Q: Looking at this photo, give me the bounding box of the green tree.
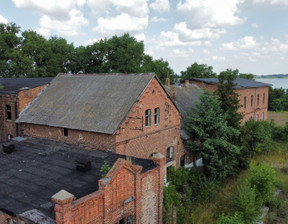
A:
[180,62,216,80]
[140,55,174,84]
[184,91,240,180]
[239,73,255,80]
[215,69,243,130]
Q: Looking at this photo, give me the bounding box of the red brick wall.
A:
[0,95,18,142]
[187,80,269,123]
[52,157,164,224]
[0,211,25,224]
[21,123,116,150]
[115,77,185,168]
[18,84,48,113]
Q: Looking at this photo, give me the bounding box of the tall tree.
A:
[180,62,216,80]
[185,91,240,180]
[215,69,243,130]
[140,55,174,84]
[239,73,255,80]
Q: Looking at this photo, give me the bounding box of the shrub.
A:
[248,163,278,203]
[167,166,188,192]
[216,212,244,224]
[163,184,182,224]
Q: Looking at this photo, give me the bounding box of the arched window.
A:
[166,146,174,162]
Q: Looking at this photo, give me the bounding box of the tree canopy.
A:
[180,62,216,80]
[185,90,240,180]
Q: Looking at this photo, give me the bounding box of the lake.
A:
[256,79,288,90]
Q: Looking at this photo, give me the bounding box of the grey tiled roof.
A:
[17,73,156,134]
[190,77,271,89]
[0,137,158,219]
[0,78,53,95]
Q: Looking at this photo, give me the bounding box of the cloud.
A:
[203,49,210,55]
[0,14,8,24]
[86,0,110,16]
[251,23,259,28]
[159,31,203,46]
[169,49,190,58]
[35,27,50,37]
[109,0,149,18]
[222,36,258,50]
[150,16,166,22]
[177,0,245,29]
[39,9,89,36]
[212,56,226,61]
[93,13,148,36]
[150,0,170,13]
[241,0,288,9]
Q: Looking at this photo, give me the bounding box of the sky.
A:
[0,0,288,76]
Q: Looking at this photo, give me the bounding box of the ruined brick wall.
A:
[18,84,48,113]
[52,158,164,224]
[0,95,18,142]
[188,80,218,92]
[0,211,25,224]
[115,77,185,168]
[21,123,116,151]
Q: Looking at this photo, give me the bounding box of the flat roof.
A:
[0,137,158,221]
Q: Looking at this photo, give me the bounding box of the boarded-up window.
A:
[145,109,151,127]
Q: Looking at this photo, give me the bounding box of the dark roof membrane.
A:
[0,137,158,219]
[0,78,53,95]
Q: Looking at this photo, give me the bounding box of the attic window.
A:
[145,109,151,127]
[6,105,12,120]
[63,128,68,136]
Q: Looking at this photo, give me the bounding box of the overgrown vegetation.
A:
[100,161,111,178]
[269,87,288,111]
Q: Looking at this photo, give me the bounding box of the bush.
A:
[248,163,278,203]
[272,122,288,141]
[216,212,244,224]
[167,166,188,192]
[163,184,182,224]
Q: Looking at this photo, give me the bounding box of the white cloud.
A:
[35,27,50,37]
[94,13,148,36]
[177,0,245,29]
[212,56,226,61]
[169,49,189,58]
[251,23,259,28]
[150,16,166,22]
[87,0,110,16]
[222,36,258,50]
[246,0,288,7]
[39,9,88,36]
[159,31,203,47]
[110,0,149,18]
[150,0,170,13]
[0,14,8,24]
[12,0,77,20]
[203,49,210,55]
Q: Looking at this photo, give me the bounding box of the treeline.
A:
[0,23,174,83]
[269,87,288,111]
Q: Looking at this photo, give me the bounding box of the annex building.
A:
[0,77,52,142]
[186,77,271,123]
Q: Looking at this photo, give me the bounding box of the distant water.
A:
[256,79,288,90]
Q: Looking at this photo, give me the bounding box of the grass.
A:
[268,111,288,126]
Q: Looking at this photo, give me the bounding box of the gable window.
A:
[251,95,253,107]
[166,146,174,162]
[154,107,160,125]
[63,128,68,136]
[6,105,12,120]
[263,93,265,104]
[257,94,260,106]
[145,109,151,127]
[244,96,247,109]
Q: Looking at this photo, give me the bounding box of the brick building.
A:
[186,78,271,123]
[17,73,185,172]
[0,78,53,142]
[0,137,164,224]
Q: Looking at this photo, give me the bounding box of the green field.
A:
[268,111,288,126]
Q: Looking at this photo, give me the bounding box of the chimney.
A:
[170,86,177,100]
[165,71,170,86]
[185,80,189,88]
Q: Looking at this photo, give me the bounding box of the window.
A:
[115,215,135,224]
[154,108,160,125]
[262,112,264,120]
[257,94,260,106]
[251,95,253,107]
[256,114,259,121]
[7,134,13,141]
[145,109,151,127]
[166,146,174,162]
[6,105,12,120]
[63,128,68,136]
[244,96,247,109]
[263,93,265,104]
[180,155,185,167]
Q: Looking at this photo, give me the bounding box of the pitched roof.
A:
[190,77,271,89]
[17,73,157,134]
[0,77,53,95]
[0,137,158,220]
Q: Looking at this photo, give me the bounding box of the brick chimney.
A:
[165,71,170,86]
